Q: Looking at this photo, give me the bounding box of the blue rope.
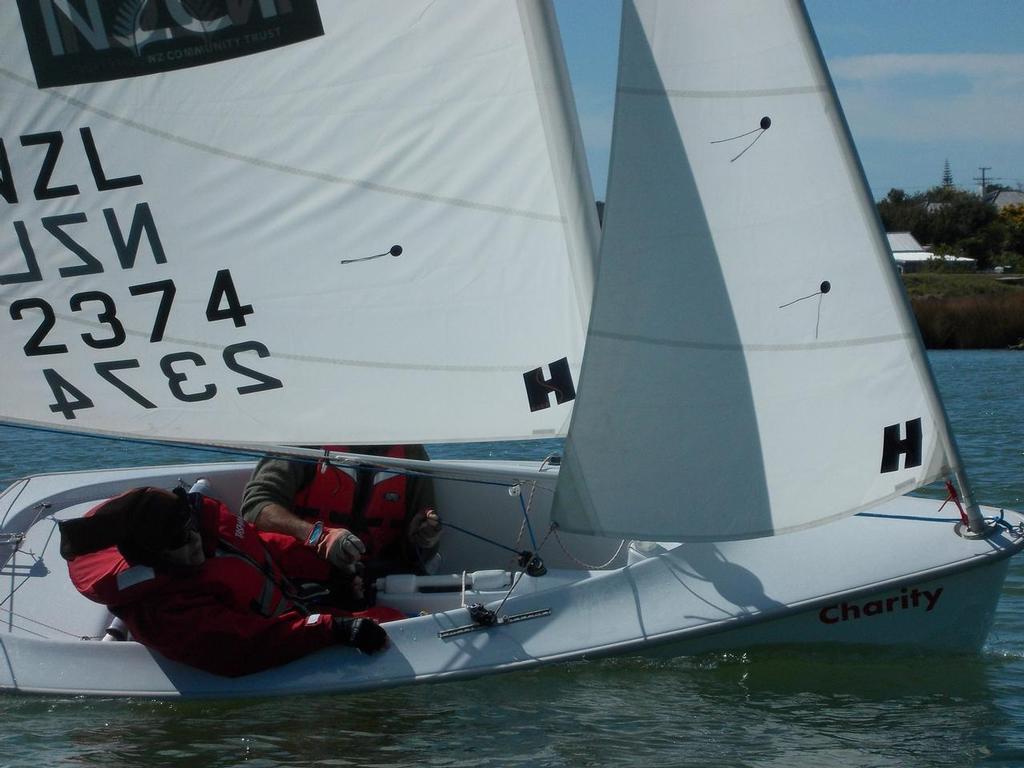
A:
[441,520,525,557]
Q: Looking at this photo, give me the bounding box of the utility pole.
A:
[974,167,991,197]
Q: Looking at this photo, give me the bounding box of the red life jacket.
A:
[294,445,409,558]
[69,495,299,619]
[66,494,404,677]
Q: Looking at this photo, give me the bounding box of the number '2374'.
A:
[8,269,283,418]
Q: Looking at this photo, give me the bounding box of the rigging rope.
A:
[0,605,90,639]
[551,526,627,570]
[0,505,51,610]
[439,519,526,557]
[514,479,625,570]
[491,525,557,619]
[514,485,540,553]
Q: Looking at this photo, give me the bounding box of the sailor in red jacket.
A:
[240,445,442,588]
[59,486,398,677]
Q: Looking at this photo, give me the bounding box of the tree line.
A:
[877,185,1024,271]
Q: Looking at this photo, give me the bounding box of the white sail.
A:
[553,0,962,541]
[0,1,597,445]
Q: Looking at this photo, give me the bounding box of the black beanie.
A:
[58,487,193,566]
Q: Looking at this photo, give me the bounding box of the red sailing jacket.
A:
[295,445,410,558]
[67,495,388,677]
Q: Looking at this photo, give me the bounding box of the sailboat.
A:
[1,0,1021,698]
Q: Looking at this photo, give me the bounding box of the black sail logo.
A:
[16,0,324,89]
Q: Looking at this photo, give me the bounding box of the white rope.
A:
[551,527,627,570]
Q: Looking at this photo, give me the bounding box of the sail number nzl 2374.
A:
[1,127,283,420]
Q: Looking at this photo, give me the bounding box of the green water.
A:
[1,350,1022,767]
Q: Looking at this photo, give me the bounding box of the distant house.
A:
[985,189,1024,211]
[886,232,976,273]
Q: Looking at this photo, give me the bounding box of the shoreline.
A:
[903,274,1024,350]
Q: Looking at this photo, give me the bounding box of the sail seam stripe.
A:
[619,85,824,99]
[590,329,911,352]
[0,67,563,224]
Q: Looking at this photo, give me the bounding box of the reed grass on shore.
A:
[911,292,1024,349]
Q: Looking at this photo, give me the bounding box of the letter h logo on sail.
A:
[880,418,923,473]
[523,357,576,412]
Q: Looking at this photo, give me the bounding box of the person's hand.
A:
[407,508,441,549]
[316,527,365,574]
[325,570,368,610]
[332,617,388,654]
[349,574,365,602]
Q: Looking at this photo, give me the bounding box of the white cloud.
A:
[827,53,1024,142]
[830,53,1024,81]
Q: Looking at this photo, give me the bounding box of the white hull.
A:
[2,460,1021,698]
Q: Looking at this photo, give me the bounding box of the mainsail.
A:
[553,0,968,540]
[0,1,597,445]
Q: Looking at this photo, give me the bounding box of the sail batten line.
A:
[619,84,824,99]
[0,66,564,224]
[590,329,911,352]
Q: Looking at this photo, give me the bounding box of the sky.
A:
[552,0,1024,201]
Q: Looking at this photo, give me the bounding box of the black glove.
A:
[332,617,387,654]
[324,569,370,611]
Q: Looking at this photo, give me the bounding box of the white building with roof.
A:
[986,189,1024,211]
[886,232,976,273]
